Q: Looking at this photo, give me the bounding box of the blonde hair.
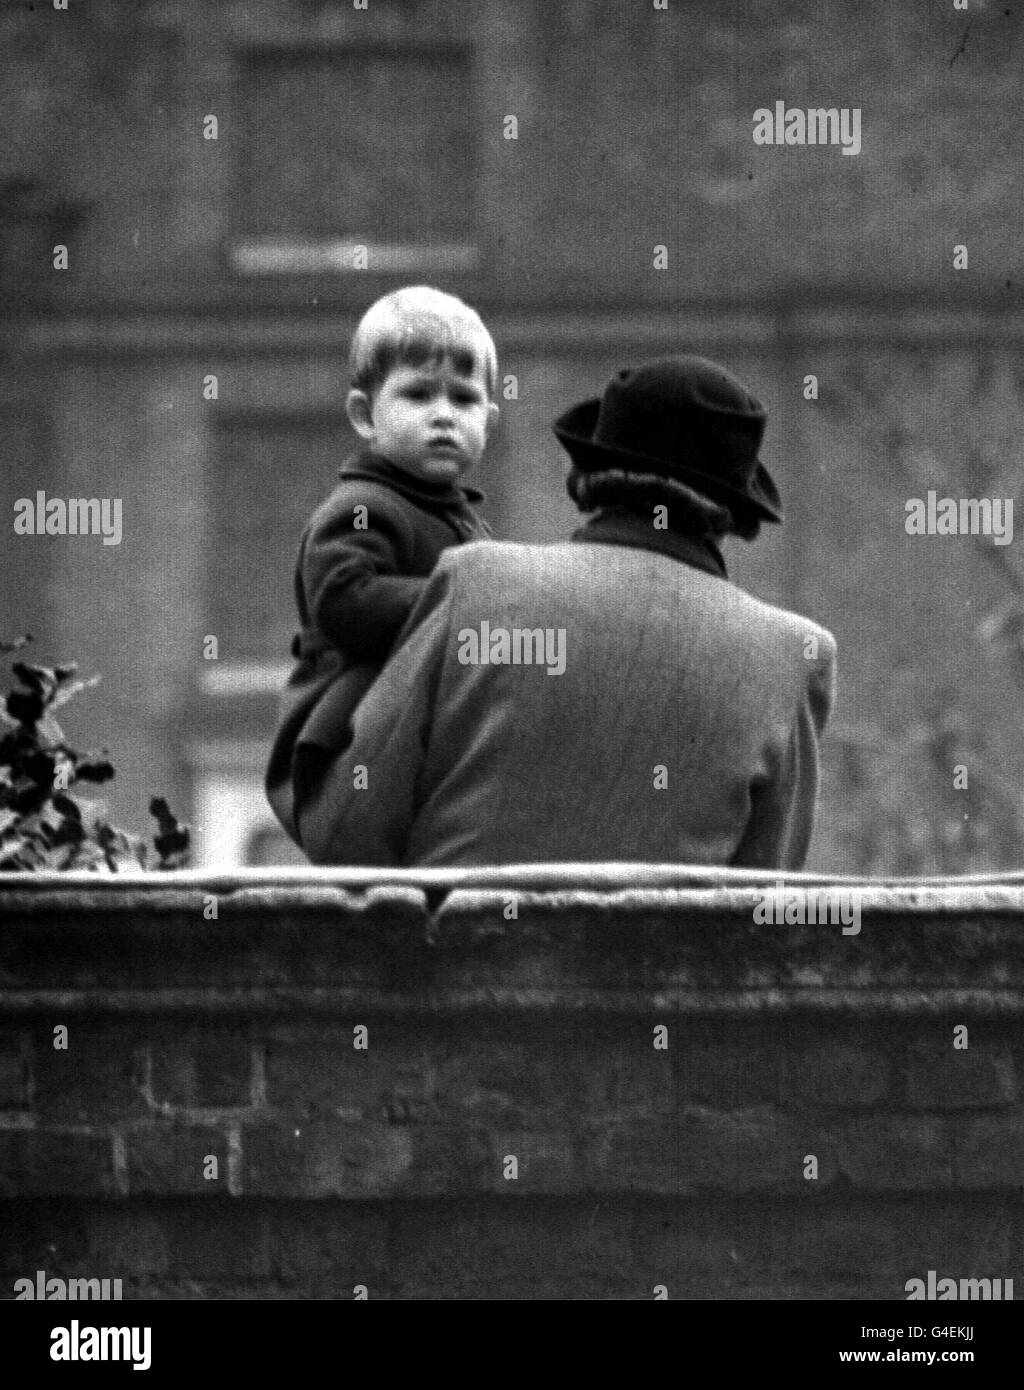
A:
[349,286,498,397]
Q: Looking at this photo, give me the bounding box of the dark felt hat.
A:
[552,355,783,523]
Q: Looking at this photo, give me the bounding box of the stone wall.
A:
[2,867,1023,1300]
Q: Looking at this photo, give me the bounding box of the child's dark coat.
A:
[265,448,491,845]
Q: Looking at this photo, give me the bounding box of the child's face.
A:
[352,358,498,483]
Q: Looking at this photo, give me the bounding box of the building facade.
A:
[2,0,1022,870]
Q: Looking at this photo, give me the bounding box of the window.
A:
[232,45,479,275]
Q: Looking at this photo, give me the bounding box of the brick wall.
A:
[2,867,1023,1300]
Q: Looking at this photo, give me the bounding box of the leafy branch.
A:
[0,634,190,872]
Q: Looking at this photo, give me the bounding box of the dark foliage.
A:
[0,634,190,872]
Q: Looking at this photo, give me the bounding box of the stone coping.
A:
[2,867,1024,1017]
[3,862,1024,896]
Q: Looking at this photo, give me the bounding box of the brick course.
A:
[2,872,1024,1297]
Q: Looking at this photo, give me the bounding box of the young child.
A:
[265,285,500,847]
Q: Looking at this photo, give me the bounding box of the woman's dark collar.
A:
[570,507,729,580]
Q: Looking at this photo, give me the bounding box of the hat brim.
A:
[553,399,783,523]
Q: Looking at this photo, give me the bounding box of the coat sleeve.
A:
[301,491,429,663]
[298,560,456,866]
[728,635,837,871]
